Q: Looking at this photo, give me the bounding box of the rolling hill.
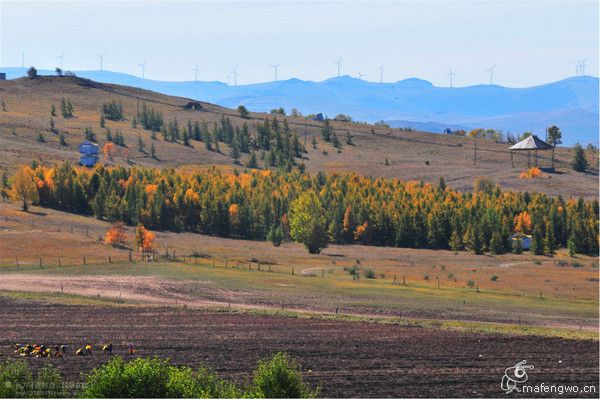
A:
[0,75,597,198]
[2,67,598,145]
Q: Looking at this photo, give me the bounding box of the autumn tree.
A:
[289,191,328,254]
[105,222,127,247]
[10,167,39,211]
[135,224,155,253]
[103,142,116,162]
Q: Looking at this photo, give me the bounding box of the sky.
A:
[1,0,598,87]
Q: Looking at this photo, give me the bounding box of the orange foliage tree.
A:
[105,222,127,247]
[103,142,116,162]
[135,224,155,252]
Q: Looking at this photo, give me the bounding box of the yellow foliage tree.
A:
[10,167,39,211]
[513,211,532,234]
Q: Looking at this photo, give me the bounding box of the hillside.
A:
[0,75,597,198]
[2,67,598,145]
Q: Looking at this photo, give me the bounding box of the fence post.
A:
[403,275,406,285]
[269,264,272,273]
[58,257,62,267]
[71,225,74,233]
[258,263,261,271]
[129,250,133,262]
[225,260,228,268]
[321,268,324,277]
[292,266,294,275]
[108,256,112,264]
[15,256,19,267]
[39,257,42,268]
[60,281,63,293]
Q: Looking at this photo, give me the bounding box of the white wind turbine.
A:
[485,65,496,85]
[138,62,147,79]
[447,68,456,88]
[271,63,279,81]
[332,58,342,77]
[97,52,106,71]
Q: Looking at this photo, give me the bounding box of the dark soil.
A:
[0,298,597,397]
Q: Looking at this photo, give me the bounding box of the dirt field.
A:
[1,76,597,198]
[0,297,597,398]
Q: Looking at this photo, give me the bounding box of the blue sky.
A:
[1,0,598,87]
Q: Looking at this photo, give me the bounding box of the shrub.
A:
[490,275,498,281]
[363,268,376,279]
[519,167,543,179]
[251,352,318,398]
[81,357,172,398]
[423,273,430,281]
[555,260,569,267]
[466,280,475,288]
[345,265,359,277]
[0,359,32,398]
[572,261,584,268]
[34,365,65,398]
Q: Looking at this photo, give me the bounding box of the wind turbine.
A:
[378,65,384,84]
[230,65,238,86]
[21,52,25,68]
[56,51,65,70]
[191,64,199,81]
[574,61,580,76]
[357,70,366,80]
[485,65,495,85]
[577,58,588,76]
[332,58,342,77]
[227,72,230,86]
[97,52,106,71]
[138,62,147,79]
[271,63,279,81]
[447,68,456,88]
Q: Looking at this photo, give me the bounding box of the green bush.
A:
[81,357,242,398]
[80,357,172,398]
[363,268,376,279]
[0,359,32,398]
[251,352,318,398]
[34,365,65,398]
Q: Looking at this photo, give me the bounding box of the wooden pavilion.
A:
[509,135,555,170]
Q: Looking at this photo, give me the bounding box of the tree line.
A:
[6,162,597,255]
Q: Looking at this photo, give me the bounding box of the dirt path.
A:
[0,273,596,333]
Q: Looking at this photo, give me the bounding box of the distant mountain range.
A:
[2,67,597,145]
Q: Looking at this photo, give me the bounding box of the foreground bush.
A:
[0,359,31,398]
[0,361,64,398]
[80,352,315,398]
[251,352,319,398]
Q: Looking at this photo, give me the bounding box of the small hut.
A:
[79,140,99,167]
[509,135,555,170]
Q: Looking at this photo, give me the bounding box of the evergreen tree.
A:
[571,144,588,172]
[137,135,146,153]
[449,230,462,253]
[489,231,504,254]
[530,225,544,255]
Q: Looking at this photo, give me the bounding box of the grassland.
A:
[0,75,598,198]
